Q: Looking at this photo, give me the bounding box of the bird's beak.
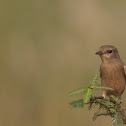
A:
[95,51,103,55]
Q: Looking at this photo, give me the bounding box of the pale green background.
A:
[1,0,126,126]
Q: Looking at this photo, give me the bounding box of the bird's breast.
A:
[100,63,126,96]
[100,63,125,80]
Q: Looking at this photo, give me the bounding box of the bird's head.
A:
[95,45,120,63]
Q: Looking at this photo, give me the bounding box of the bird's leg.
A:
[117,96,121,100]
[102,90,106,99]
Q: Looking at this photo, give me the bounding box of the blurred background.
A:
[1,0,126,126]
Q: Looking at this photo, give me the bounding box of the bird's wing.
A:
[124,65,126,75]
[123,65,126,82]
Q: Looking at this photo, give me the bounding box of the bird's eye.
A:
[107,50,112,53]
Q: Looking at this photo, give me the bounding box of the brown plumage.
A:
[96,45,126,100]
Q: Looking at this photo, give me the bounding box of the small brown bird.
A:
[96,45,126,100]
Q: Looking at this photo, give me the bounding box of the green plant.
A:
[68,74,126,126]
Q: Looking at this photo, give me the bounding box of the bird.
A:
[95,45,126,100]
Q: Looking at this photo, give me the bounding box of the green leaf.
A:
[90,74,99,85]
[69,99,84,108]
[104,100,114,107]
[109,108,116,114]
[93,85,113,90]
[110,95,118,102]
[68,87,87,96]
[83,88,92,103]
[112,114,123,126]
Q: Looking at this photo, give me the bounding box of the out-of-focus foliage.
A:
[1,0,126,126]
